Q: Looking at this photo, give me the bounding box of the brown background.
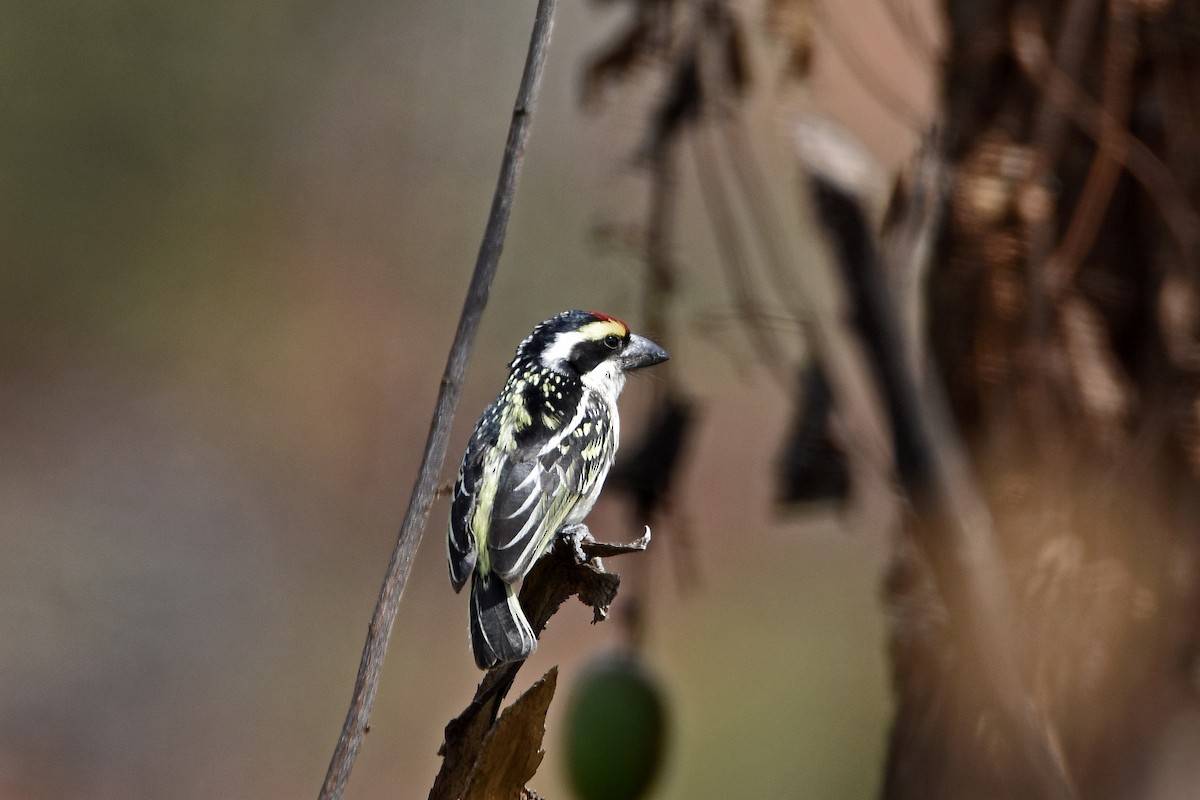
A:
[0,0,938,797]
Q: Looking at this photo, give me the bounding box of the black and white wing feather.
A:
[447,401,498,593]
[487,394,614,580]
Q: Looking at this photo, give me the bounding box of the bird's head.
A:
[514,310,669,390]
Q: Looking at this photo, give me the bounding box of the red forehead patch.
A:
[588,311,629,333]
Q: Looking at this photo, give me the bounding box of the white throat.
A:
[580,359,627,407]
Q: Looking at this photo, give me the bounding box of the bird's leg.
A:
[559,523,597,567]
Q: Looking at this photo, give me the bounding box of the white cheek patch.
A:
[539,331,585,371]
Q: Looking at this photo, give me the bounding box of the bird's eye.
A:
[603,334,622,350]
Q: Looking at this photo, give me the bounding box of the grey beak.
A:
[620,334,670,371]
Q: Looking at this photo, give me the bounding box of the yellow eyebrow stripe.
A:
[577,319,628,340]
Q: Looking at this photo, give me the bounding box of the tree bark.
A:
[883,2,1200,798]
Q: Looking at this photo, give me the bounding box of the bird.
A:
[447,310,670,669]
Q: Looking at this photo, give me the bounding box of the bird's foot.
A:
[558,524,652,573]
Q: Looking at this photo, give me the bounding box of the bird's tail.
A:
[469,572,537,670]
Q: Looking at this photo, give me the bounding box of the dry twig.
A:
[429,526,651,800]
[317,2,559,797]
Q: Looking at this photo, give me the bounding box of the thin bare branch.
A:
[690,123,793,387]
[1043,0,1139,298]
[718,113,810,326]
[1019,0,1105,372]
[688,13,795,387]
[1026,0,1105,170]
[1011,9,1200,269]
[317,2,559,797]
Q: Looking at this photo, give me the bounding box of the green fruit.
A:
[564,651,668,800]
